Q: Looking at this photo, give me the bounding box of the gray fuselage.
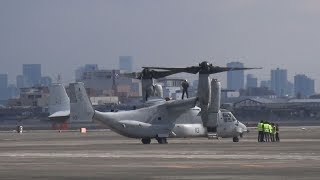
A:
[93,105,247,139]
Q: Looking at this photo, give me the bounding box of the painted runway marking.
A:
[1,152,320,160]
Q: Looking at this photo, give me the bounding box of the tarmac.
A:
[1,126,320,180]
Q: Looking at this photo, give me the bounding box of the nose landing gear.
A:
[233,136,239,142]
[141,138,151,144]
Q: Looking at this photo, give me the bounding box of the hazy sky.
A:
[1,0,320,91]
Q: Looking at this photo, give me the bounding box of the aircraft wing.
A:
[48,110,70,118]
[164,97,198,113]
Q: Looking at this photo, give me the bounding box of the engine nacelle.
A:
[206,79,221,128]
[197,74,211,109]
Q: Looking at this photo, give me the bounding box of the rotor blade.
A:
[208,66,262,74]
[151,70,184,79]
[143,66,201,74]
[120,72,142,79]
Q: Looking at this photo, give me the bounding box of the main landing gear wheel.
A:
[156,137,168,144]
[233,137,239,142]
[141,138,151,144]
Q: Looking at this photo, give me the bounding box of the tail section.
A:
[69,82,94,122]
[48,84,70,118]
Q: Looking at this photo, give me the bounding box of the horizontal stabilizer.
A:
[49,110,70,118]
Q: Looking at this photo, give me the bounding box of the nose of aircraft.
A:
[239,122,248,133]
[235,121,248,133]
[235,121,248,138]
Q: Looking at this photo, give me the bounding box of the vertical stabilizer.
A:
[69,82,94,122]
[48,84,70,118]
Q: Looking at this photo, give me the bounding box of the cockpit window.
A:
[223,113,234,122]
[223,113,231,118]
[224,117,232,122]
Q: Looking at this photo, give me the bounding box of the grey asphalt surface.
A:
[1,126,320,180]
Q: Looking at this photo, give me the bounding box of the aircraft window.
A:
[195,128,200,133]
[224,117,232,122]
[223,113,231,118]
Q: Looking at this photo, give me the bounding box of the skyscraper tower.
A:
[271,68,287,97]
[246,74,258,88]
[0,73,8,100]
[119,56,133,72]
[227,62,244,91]
[23,64,41,87]
[294,74,315,98]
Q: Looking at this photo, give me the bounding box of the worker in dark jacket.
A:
[181,80,189,99]
[275,124,280,142]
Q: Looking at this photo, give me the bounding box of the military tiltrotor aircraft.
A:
[69,81,248,144]
[144,61,261,136]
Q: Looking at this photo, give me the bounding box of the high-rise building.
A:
[119,56,133,72]
[271,68,287,97]
[0,73,8,89]
[294,74,315,98]
[0,73,8,100]
[80,69,133,96]
[246,74,258,88]
[260,80,271,89]
[75,64,99,82]
[286,81,294,97]
[16,75,25,89]
[23,64,41,87]
[227,62,244,91]
[7,84,19,99]
[84,64,98,71]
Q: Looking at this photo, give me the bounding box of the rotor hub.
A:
[199,61,212,74]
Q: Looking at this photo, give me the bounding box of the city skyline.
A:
[1,63,316,91]
[1,1,320,90]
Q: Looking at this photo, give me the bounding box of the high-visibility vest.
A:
[269,124,273,133]
[258,123,263,131]
[263,124,269,133]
